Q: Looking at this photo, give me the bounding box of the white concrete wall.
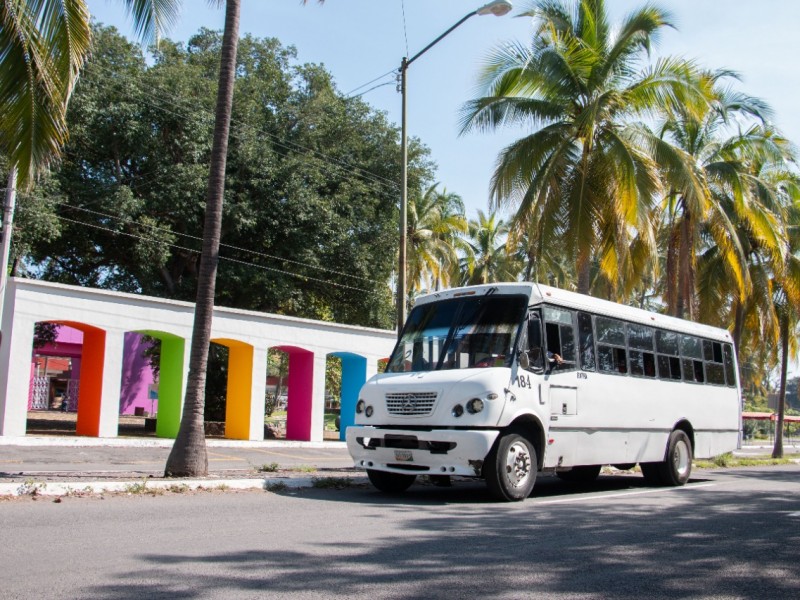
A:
[0,278,396,438]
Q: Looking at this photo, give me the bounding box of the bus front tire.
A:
[484,430,537,501]
[556,465,601,483]
[641,430,693,486]
[367,469,416,493]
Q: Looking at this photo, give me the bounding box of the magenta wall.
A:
[30,326,156,416]
[119,333,157,416]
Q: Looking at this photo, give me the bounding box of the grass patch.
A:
[264,481,288,493]
[17,479,46,497]
[311,476,354,489]
[288,464,316,473]
[258,462,280,473]
[694,453,794,469]
[167,483,190,494]
[123,479,163,495]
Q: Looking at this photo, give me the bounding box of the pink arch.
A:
[273,345,314,441]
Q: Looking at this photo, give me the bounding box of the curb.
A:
[1,473,369,497]
[0,436,347,449]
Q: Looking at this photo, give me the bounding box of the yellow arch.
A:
[212,338,254,440]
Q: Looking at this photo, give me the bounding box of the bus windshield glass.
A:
[386,294,527,372]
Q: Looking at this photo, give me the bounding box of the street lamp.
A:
[397,0,512,335]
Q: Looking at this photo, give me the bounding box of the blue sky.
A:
[87,0,800,218]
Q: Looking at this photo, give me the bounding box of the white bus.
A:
[346,282,741,501]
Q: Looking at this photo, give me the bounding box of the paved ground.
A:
[2,465,800,599]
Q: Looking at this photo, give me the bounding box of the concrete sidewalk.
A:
[0,435,366,497]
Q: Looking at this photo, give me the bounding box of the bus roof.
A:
[413,282,732,343]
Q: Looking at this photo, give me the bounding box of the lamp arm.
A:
[402,10,478,71]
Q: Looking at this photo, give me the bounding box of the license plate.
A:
[394,450,413,462]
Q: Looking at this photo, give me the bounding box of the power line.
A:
[54,201,382,285]
[49,213,381,294]
[344,68,397,97]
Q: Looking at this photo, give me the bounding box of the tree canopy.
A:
[14,24,436,329]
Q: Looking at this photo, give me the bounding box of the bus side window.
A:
[578,312,595,371]
[628,323,656,378]
[543,307,576,371]
[656,330,682,380]
[703,340,726,385]
[680,335,704,384]
[596,316,627,375]
[723,344,736,387]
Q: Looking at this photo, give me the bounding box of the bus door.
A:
[515,307,579,466]
[542,307,580,466]
[542,306,579,412]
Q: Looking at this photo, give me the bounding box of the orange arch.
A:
[50,320,106,437]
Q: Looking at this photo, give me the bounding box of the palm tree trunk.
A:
[731,298,745,353]
[771,316,789,459]
[165,0,241,477]
[576,247,591,294]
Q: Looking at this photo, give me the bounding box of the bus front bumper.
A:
[345,426,499,478]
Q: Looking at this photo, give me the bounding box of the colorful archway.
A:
[329,352,368,441]
[136,331,186,439]
[44,321,108,436]
[211,338,257,440]
[273,345,315,441]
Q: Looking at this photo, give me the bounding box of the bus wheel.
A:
[556,465,601,483]
[367,469,416,493]
[485,431,537,501]
[658,430,693,486]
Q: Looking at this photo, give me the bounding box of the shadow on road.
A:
[78,468,800,599]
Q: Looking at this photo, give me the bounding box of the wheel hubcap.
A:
[504,442,532,488]
[673,440,690,477]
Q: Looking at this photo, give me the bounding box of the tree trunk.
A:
[576,247,591,295]
[165,0,241,477]
[772,316,789,459]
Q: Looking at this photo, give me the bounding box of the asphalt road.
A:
[2,465,799,599]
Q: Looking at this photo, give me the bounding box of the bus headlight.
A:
[466,398,484,414]
[365,405,374,418]
[452,404,464,418]
[356,400,366,414]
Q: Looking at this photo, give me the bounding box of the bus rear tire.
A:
[367,469,416,493]
[484,430,537,501]
[556,465,601,483]
[659,429,692,486]
[641,430,692,486]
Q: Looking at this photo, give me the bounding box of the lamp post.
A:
[397,0,512,335]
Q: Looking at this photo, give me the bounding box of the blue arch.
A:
[330,352,368,441]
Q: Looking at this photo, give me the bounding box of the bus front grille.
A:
[385,392,437,416]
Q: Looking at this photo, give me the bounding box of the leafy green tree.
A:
[25,25,420,327]
[460,0,703,295]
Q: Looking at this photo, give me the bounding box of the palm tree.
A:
[460,0,703,295]
[460,210,522,285]
[166,0,323,476]
[655,72,786,321]
[406,183,467,295]
[0,0,180,323]
[164,0,242,476]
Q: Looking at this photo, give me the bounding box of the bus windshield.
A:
[386,294,527,372]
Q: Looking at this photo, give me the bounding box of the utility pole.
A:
[0,168,18,346]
